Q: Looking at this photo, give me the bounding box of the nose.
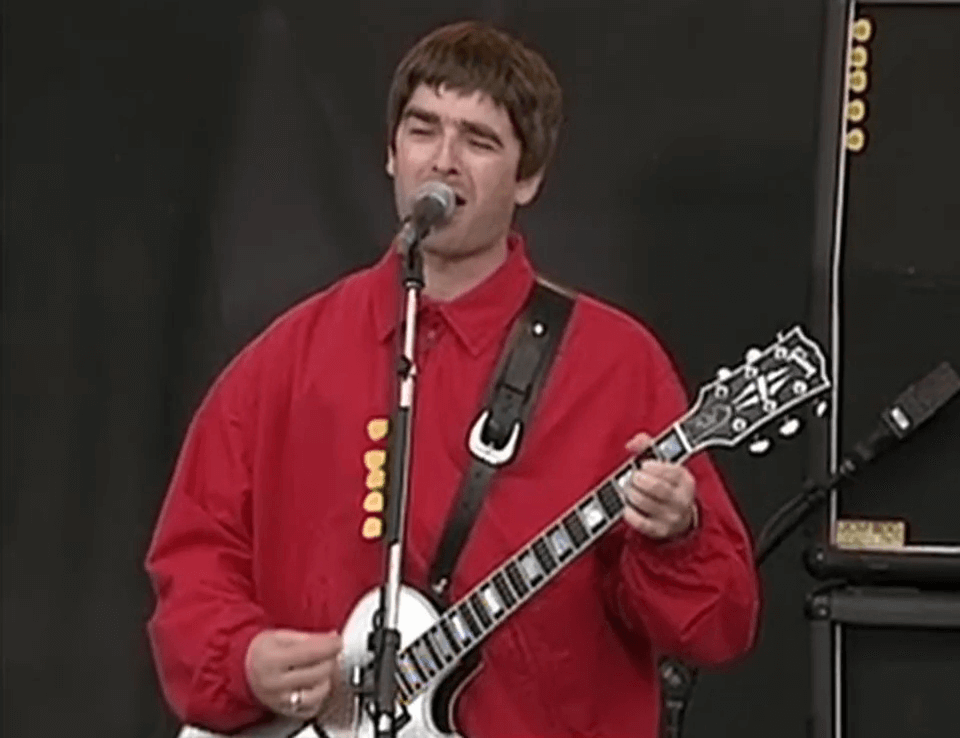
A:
[431,130,461,175]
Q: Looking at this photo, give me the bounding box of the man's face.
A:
[387,83,543,259]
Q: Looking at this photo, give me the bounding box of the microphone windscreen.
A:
[412,181,455,226]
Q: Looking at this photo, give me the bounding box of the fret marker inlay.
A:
[519,551,543,581]
[581,499,606,531]
[449,613,471,645]
[480,585,503,616]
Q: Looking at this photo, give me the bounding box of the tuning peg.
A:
[716,366,732,381]
[814,400,829,418]
[778,417,802,438]
[748,436,772,455]
[745,347,763,364]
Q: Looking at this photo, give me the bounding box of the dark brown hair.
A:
[386,21,563,181]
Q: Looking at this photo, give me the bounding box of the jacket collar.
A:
[370,231,535,358]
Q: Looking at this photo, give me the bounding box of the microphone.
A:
[845,361,959,470]
[752,362,959,563]
[396,181,456,252]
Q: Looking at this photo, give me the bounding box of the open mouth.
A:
[454,194,467,207]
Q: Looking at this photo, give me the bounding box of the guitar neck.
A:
[390,420,696,705]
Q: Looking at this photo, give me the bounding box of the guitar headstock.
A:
[679,326,831,453]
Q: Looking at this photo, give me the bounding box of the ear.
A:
[514,169,545,207]
[386,146,395,178]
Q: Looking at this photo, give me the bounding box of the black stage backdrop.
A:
[3,2,829,736]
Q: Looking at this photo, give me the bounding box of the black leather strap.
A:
[427,278,575,606]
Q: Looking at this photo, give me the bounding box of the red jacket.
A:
[146,234,759,737]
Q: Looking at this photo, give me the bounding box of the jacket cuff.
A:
[189,621,268,730]
[226,623,266,710]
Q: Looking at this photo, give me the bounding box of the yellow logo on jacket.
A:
[362,418,389,539]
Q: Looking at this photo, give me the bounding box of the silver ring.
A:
[289,689,303,711]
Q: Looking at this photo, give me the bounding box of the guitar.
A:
[179,325,830,738]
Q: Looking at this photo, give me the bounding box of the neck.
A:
[419,236,510,302]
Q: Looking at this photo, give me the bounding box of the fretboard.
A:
[390,420,695,706]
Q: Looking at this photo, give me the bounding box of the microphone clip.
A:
[399,220,425,289]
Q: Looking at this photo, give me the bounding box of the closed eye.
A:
[469,138,496,151]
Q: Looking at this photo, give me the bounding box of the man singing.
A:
[147,20,759,738]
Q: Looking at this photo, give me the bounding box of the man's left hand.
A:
[621,432,697,540]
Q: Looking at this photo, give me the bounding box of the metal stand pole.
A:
[365,235,426,737]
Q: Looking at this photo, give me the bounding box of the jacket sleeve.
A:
[599,341,761,667]
[145,351,270,732]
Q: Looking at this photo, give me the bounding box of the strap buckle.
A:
[468,409,522,466]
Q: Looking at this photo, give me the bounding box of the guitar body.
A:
[179,585,479,738]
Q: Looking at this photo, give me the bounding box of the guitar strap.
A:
[427,277,575,607]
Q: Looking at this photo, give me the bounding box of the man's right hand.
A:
[245,629,343,719]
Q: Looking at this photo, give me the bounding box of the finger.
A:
[272,629,341,649]
[623,505,670,539]
[634,467,696,509]
[276,685,322,719]
[278,633,343,669]
[272,659,337,693]
[623,479,694,536]
[630,469,677,505]
[625,432,654,454]
[622,482,669,518]
[270,629,315,644]
[637,460,687,486]
[254,629,320,671]
[275,669,335,718]
[296,677,334,718]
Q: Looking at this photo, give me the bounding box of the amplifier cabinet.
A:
[808,0,960,562]
[808,585,960,738]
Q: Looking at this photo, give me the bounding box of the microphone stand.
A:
[363,227,427,738]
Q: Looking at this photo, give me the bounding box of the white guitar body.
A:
[179,586,472,738]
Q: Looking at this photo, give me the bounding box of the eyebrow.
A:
[401,105,505,149]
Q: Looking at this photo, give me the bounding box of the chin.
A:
[420,222,504,261]
[420,237,471,259]
[419,224,461,251]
